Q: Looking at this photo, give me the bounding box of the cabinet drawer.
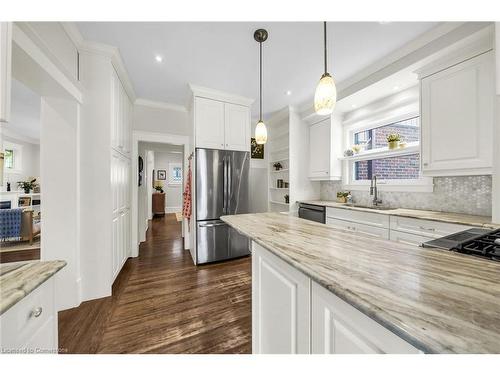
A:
[326,217,389,240]
[389,216,472,239]
[326,207,389,229]
[1,277,55,349]
[389,230,432,247]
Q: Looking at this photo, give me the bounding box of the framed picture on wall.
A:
[251,138,264,159]
[157,170,167,180]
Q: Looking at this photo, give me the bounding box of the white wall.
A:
[154,151,183,212]
[133,103,190,136]
[3,134,40,187]
[40,97,80,311]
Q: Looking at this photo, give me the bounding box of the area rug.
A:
[175,212,183,222]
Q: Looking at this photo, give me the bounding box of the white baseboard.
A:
[165,206,181,213]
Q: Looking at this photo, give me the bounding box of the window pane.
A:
[354,153,420,180]
[4,149,13,169]
[354,117,419,151]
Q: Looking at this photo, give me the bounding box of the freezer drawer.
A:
[197,220,229,264]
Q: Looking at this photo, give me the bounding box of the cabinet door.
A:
[312,281,420,354]
[112,216,119,279]
[252,242,310,354]
[195,97,225,149]
[309,119,331,179]
[224,103,249,151]
[0,22,12,123]
[421,51,493,176]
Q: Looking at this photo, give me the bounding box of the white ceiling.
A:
[76,22,438,117]
[7,79,41,143]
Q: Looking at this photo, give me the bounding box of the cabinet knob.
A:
[31,307,43,318]
[423,162,428,166]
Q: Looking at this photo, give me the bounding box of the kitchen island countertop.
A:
[222,212,500,353]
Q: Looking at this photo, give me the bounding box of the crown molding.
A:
[60,22,84,48]
[134,98,187,113]
[188,84,254,107]
[2,126,39,145]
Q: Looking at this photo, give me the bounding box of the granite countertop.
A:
[222,212,500,354]
[0,260,66,315]
[299,200,500,229]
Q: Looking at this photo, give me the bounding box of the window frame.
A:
[342,111,433,193]
[168,162,182,186]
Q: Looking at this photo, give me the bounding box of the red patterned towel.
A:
[182,158,192,228]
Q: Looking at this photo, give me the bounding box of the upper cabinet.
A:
[307,115,342,181]
[191,85,253,152]
[111,68,132,156]
[0,22,12,123]
[419,46,494,176]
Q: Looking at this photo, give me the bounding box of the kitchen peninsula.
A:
[221,212,500,354]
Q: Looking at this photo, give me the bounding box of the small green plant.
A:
[154,185,164,193]
[284,194,289,203]
[17,178,37,193]
[273,162,283,171]
[386,133,401,142]
[336,191,349,199]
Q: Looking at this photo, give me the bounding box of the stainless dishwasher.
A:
[298,203,326,224]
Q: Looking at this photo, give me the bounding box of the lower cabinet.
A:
[111,209,130,281]
[326,217,390,240]
[389,230,432,246]
[252,242,310,354]
[252,242,420,354]
[311,281,420,354]
[0,277,58,353]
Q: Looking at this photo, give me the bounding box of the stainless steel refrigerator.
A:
[196,148,250,264]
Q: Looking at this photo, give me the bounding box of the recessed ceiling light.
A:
[286,90,292,96]
[155,55,163,63]
[351,104,357,108]
[393,85,400,90]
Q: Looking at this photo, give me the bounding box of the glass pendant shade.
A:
[314,73,337,115]
[255,120,267,145]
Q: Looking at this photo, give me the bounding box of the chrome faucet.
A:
[370,175,382,206]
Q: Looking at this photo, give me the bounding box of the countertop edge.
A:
[222,216,438,354]
[0,260,67,315]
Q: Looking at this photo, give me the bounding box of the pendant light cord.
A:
[323,21,327,74]
[259,41,263,122]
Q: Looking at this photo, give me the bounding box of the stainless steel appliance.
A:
[196,148,250,264]
[422,228,500,261]
[298,203,326,224]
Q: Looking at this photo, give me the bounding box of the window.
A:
[4,149,14,169]
[3,141,23,173]
[344,115,433,192]
[168,163,182,185]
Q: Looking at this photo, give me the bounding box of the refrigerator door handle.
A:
[227,155,232,213]
[199,222,227,228]
[223,155,228,215]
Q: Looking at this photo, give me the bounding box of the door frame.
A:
[131,130,190,257]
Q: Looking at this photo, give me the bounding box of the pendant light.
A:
[314,22,337,115]
[254,29,268,145]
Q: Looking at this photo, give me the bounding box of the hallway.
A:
[58,214,251,353]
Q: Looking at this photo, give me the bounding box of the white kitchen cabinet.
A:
[420,51,494,176]
[389,230,432,247]
[111,68,132,156]
[0,277,58,353]
[326,207,389,229]
[194,97,250,151]
[308,116,342,181]
[389,216,472,239]
[252,242,310,354]
[326,217,390,240]
[0,22,12,123]
[195,97,226,150]
[311,281,420,354]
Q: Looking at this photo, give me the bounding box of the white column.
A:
[493,23,500,223]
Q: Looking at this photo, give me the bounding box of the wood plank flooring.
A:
[58,214,251,353]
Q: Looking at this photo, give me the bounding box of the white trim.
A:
[134,98,187,113]
[189,83,254,107]
[0,22,12,123]
[341,143,420,162]
[60,22,84,48]
[2,127,39,145]
[131,130,190,258]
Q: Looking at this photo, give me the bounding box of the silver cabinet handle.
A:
[199,223,227,228]
[32,307,43,318]
[423,162,428,166]
[419,226,435,231]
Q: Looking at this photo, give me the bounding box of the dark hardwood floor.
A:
[58,214,251,353]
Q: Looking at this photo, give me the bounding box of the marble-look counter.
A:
[222,212,500,353]
[0,260,66,315]
[299,200,500,229]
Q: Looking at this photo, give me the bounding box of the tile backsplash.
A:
[320,175,492,217]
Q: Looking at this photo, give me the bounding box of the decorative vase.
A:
[337,197,347,203]
[24,188,30,194]
[284,196,289,204]
[388,141,399,150]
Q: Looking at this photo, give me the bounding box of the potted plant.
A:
[386,133,401,150]
[273,162,283,171]
[336,191,349,203]
[284,194,289,204]
[154,185,164,194]
[17,178,37,194]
